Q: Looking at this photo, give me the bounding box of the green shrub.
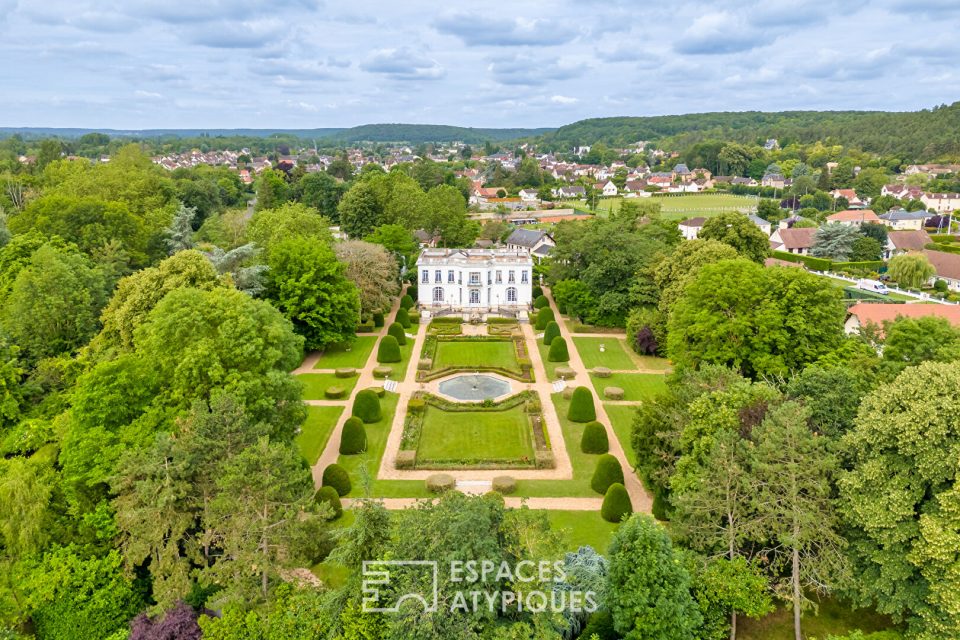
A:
[593,366,612,378]
[408,398,426,413]
[339,416,367,454]
[322,464,351,497]
[581,421,609,454]
[591,454,623,494]
[535,307,555,330]
[377,335,401,363]
[373,366,393,379]
[334,367,357,378]
[368,386,386,398]
[387,322,407,345]
[356,320,375,333]
[373,312,385,327]
[491,476,517,494]
[771,250,832,271]
[400,294,414,310]
[352,389,382,424]
[651,491,670,521]
[396,450,416,469]
[409,312,420,325]
[603,387,625,400]
[532,285,543,299]
[324,385,345,399]
[557,304,567,315]
[548,336,570,362]
[426,473,455,493]
[600,482,632,522]
[556,366,576,379]
[568,386,596,423]
[315,486,343,519]
[935,279,949,293]
[580,610,616,640]
[543,321,560,345]
[396,307,411,328]
[534,295,549,309]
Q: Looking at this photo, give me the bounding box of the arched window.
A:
[433,287,444,303]
[469,290,480,304]
[506,287,517,303]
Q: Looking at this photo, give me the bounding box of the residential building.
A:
[845,303,960,335]
[885,230,932,259]
[769,227,817,255]
[505,228,555,260]
[921,192,960,213]
[678,217,706,240]
[416,248,533,313]
[747,214,772,237]
[922,250,960,291]
[594,180,618,197]
[878,208,931,231]
[554,185,586,199]
[518,188,539,202]
[825,209,881,227]
[830,188,865,208]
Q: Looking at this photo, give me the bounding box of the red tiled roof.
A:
[827,209,879,222]
[848,303,960,334]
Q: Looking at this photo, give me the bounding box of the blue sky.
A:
[1,0,958,129]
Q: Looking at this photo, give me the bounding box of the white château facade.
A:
[416,248,534,314]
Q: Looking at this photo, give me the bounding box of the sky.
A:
[1,0,959,130]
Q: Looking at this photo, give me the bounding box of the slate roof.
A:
[506,228,549,248]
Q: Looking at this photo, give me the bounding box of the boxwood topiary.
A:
[352,389,382,424]
[426,473,455,493]
[568,386,596,423]
[396,307,411,328]
[373,312,385,327]
[534,294,549,309]
[591,454,624,494]
[373,365,393,379]
[600,482,632,523]
[543,321,560,345]
[324,385,346,399]
[334,367,357,378]
[580,421,609,454]
[603,386,625,401]
[377,335,401,363]
[400,294,414,310]
[532,285,543,299]
[322,463,351,497]
[387,322,407,345]
[315,485,343,519]
[548,336,569,363]
[339,416,367,454]
[535,307,555,330]
[491,476,517,494]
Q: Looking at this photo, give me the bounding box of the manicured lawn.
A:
[740,598,896,640]
[336,392,400,496]
[573,337,636,370]
[591,373,668,402]
[313,335,377,370]
[633,355,672,371]
[540,510,621,553]
[433,340,518,371]
[561,193,759,220]
[536,339,568,380]
[416,405,534,464]
[604,403,639,466]
[296,406,345,464]
[389,339,416,381]
[296,373,359,400]
[369,479,434,498]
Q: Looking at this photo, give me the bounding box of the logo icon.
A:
[362,560,439,613]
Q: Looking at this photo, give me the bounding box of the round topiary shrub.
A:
[603,386,625,401]
[373,312,385,327]
[409,312,420,325]
[581,421,609,454]
[532,285,543,299]
[535,307,555,330]
[935,279,949,293]
[396,307,411,328]
[600,482,632,523]
[387,322,407,346]
[334,367,357,378]
[555,366,576,379]
[426,473,455,493]
[324,385,346,399]
[377,335,401,363]
[352,389,382,424]
[534,294,549,309]
[407,286,418,300]
[543,321,560,346]
[593,366,612,378]
[568,386,596,423]
[373,365,393,379]
[315,485,343,519]
[368,386,386,398]
[591,454,624,494]
[322,463,351,497]
[548,336,570,363]
[492,476,517,494]
[339,416,367,454]
[400,294,414,310]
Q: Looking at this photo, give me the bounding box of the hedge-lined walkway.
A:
[343,497,604,511]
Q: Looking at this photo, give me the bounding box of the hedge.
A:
[548,336,570,363]
[377,335,401,363]
[426,473,455,493]
[535,307,555,330]
[930,234,959,243]
[492,476,517,494]
[373,312,385,327]
[324,385,346,399]
[396,307,411,328]
[833,260,885,273]
[568,386,596,423]
[322,464,351,497]
[532,285,543,299]
[603,387,625,401]
[543,321,560,346]
[352,389,382,424]
[334,367,357,378]
[771,250,832,271]
[534,295,550,309]
[926,242,960,255]
[581,421,609,454]
[400,294,414,310]
[373,365,393,378]
[315,486,343,519]
[591,454,624,494]
[339,416,367,454]
[601,483,632,523]
[387,322,407,345]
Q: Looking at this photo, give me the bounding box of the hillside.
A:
[323,123,554,144]
[539,102,960,160]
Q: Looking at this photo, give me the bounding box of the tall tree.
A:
[338,181,382,238]
[698,213,769,263]
[811,223,861,261]
[887,252,935,289]
[334,240,400,318]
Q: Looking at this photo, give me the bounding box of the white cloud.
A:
[551,95,578,104]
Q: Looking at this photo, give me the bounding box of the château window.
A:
[506,287,517,302]
[421,270,429,284]
[521,271,529,284]
[448,270,455,283]
[435,270,442,283]
[469,289,480,304]
[469,271,481,285]
[433,287,444,303]
[495,270,502,284]
[508,271,515,284]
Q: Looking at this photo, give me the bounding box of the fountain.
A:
[437,374,511,402]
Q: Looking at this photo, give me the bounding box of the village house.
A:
[826,209,881,227]
[678,217,706,240]
[830,188,865,208]
[518,188,540,202]
[878,208,931,231]
[761,173,789,189]
[844,303,960,336]
[747,214,772,237]
[504,228,555,261]
[416,248,533,315]
[594,180,618,197]
[922,250,960,291]
[884,230,932,259]
[554,185,586,199]
[769,227,817,255]
[921,192,960,213]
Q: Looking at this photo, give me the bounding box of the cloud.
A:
[250,58,339,80]
[361,47,445,80]
[134,90,163,99]
[186,18,285,48]
[674,12,772,55]
[550,95,578,104]
[433,13,578,46]
[487,54,584,86]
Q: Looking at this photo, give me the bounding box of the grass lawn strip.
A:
[336,392,400,496]
[296,406,345,464]
[312,335,377,370]
[536,340,563,380]
[434,339,519,371]
[539,510,620,553]
[416,404,534,465]
[603,403,639,466]
[296,373,359,400]
[590,372,667,402]
[573,337,637,370]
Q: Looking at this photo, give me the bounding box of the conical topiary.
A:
[591,454,624,494]
[373,312,385,327]
[322,463,351,497]
[339,416,367,454]
[547,336,569,363]
[543,321,561,346]
[387,321,407,345]
[377,335,401,363]
[534,295,549,309]
[315,485,343,519]
[567,386,596,423]
[580,421,609,454]
[600,482,632,523]
[535,307,555,330]
[352,389,382,424]
[396,307,411,328]
[400,294,414,310]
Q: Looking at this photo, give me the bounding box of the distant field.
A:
[559,193,759,220]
